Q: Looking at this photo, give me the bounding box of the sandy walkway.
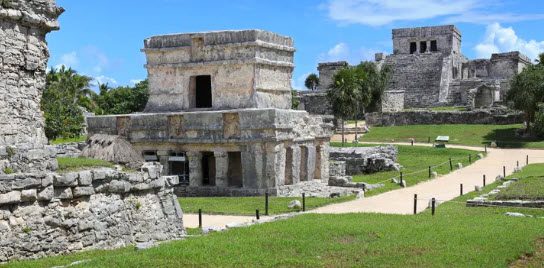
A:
[183,213,271,228]
[312,144,544,214]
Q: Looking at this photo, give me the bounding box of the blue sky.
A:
[48,0,544,90]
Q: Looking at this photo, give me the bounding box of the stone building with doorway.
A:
[87,30,333,196]
[301,25,531,114]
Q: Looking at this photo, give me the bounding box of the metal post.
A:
[413,194,418,215]
[265,192,269,216]
[428,166,432,178]
[431,198,436,216]
[460,184,463,196]
[256,209,260,220]
[198,209,202,229]
[449,158,453,171]
[503,166,506,178]
[302,193,306,212]
[483,174,486,186]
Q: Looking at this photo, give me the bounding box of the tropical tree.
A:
[327,67,362,146]
[46,66,95,110]
[92,80,149,115]
[506,54,544,133]
[304,73,319,91]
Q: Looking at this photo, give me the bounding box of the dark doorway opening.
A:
[201,152,216,186]
[169,152,189,185]
[420,41,427,53]
[227,152,243,187]
[430,40,438,52]
[195,75,212,108]
[410,42,417,54]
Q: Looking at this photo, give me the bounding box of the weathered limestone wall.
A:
[297,91,331,115]
[0,0,62,173]
[381,90,405,112]
[366,109,524,126]
[143,30,294,112]
[0,163,184,262]
[329,146,399,175]
[317,61,348,90]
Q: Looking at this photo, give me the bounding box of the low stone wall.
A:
[0,163,184,263]
[329,146,400,175]
[366,109,524,126]
[276,181,360,197]
[53,142,86,158]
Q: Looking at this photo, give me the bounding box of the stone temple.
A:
[300,25,531,113]
[87,30,333,196]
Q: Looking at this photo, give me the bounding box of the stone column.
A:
[187,152,202,187]
[291,145,301,184]
[305,144,316,181]
[273,144,286,186]
[241,144,264,189]
[214,151,228,188]
[317,142,330,182]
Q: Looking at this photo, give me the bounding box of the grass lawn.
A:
[57,157,114,172]
[50,136,87,145]
[361,124,544,148]
[331,143,482,197]
[7,181,544,267]
[493,164,544,200]
[179,195,356,216]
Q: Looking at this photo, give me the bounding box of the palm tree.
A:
[305,73,319,91]
[327,67,362,146]
[47,66,95,111]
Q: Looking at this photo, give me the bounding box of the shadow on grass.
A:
[482,127,544,148]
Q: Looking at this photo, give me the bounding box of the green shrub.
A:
[3,167,14,174]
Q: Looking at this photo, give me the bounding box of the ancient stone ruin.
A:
[0,1,184,262]
[300,24,531,114]
[87,30,334,197]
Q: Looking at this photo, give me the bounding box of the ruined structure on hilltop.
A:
[87,30,334,197]
[0,0,62,173]
[300,25,531,114]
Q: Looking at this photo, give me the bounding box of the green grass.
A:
[493,164,544,200]
[361,124,544,148]
[7,181,544,268]
[331,143,482,197]
[179,195,356,216]
[50,136,87,145]
[57,157,114,172]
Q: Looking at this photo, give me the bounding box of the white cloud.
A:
[292,72,311,91]
[324,0,544,26]
[129,79,144,86]
[475,23,544,61]
[54,51,78,69]
[319,43,382,64]
[327,43,349,59]
[92,75,118,87]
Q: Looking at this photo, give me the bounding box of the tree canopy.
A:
[304,73,319,91]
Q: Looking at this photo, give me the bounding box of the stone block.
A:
[42,174,53,187]
[54,187,73,200]
[0,191,21,205]
[11,177,41,190]
[37,186,54,201]
[21,189,37,202]
[128,173,144,183]
[73,187,95,197]
[109,180,131,193]
[163,176,179,187]
[54,173,78,186]
[78,171,92,186]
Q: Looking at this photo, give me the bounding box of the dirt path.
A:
[183,213,270,228]
[312,144,544,214]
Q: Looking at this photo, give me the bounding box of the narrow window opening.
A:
[227,152,243,187]
[409,42,417,54]
[420,41,427,53]
[430,40,438,52]
[190,75,212,108]
[201,152,216,186]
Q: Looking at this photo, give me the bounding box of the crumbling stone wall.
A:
[0,163,184,262]
[366,109,523,126]
[0,0,63,173]
[329,146,399,175]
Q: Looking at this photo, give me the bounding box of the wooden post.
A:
[527,155,529,165]
[198,209,202,229]
[400,172,403,186]
[431,198,436,216]
[449,158,453,171]
[428,166,432,178]
[256,209,260,220]
[483,174,486,186]
[503,166,506,178]
[265,192,269,216]
[517,161,519,168]
[460,184,463,196]
[411,140,414,146]
[413,194,418,215]
[302,193,306,212]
